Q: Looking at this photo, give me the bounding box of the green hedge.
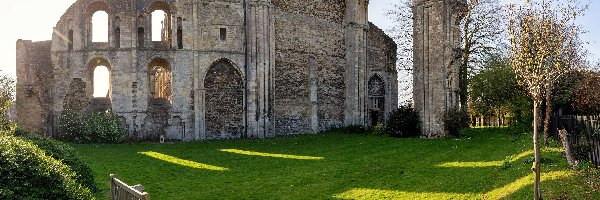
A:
[15,129,97,192]
[59,110,127,143]
[0,135,93,199]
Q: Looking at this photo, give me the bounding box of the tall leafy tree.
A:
[572,72,600,115]
[509,0,585,198]
[470,55,530,126]
[0,72,15,132]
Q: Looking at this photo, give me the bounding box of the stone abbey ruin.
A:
[16,0,464,140]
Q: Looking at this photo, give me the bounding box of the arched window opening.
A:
[91,11,108,42]
[93,66,110,98]
[177,17,183,49]
[152,10,169,42]
[114,17,121,48]
[368,75,386,126]
[148,58,172,102]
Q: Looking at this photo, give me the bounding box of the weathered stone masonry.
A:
[16,0,397,140]
[413,0,466,137]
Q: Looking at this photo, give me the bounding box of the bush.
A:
[572,72,600,115]
[83,112,127,143]
[443,109,470,137]
[372,123,386,135]
[58,109,85,142]
[58,110,127,144]
[327,125,366,134]
[0,135,93,199]
[386,105,421,137]
[572,144,591,162]
[15,129,97,192]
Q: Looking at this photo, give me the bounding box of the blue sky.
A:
[0,0,598,79]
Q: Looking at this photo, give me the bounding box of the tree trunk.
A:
[533,101,542,200]
[544,87,552,143]
[558,129,579,169]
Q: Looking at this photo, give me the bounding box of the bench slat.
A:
[110,174,150,200]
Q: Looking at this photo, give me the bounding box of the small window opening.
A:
[220,28,227,41]
[114,28,121,48]
[138,27,145,47]
[68,30,74,51]
[93,66,110,97]
[114,17,121,48]
[91,11,108,42]
[177,17,183,49]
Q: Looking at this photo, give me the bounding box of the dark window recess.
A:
[177,17,183,49]
[220,28,227,41]
[114,28,121,48]
[68,30,74,51]
[138,27,145,48]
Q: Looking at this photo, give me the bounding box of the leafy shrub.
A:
[572,72,600,115]
[572,144,591,162]
[58,109,84,142]
[15,129,97,192]
[0,135,93,199]
[386,105,421,137]
[59,110,127,143]
[328,125,366,134]
[83,112,127,143]
[443,109,470,137]
[372,123,386,135]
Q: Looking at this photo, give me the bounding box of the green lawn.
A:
[72,128,598,199]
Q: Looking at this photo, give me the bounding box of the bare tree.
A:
[387,0,509,108]
[386,1,414,104]
[509,0,584,198]
[459,0,509,111]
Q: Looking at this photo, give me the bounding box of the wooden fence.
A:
[471,115,511,127]
[550,114,600,167]
[110,174,150,200]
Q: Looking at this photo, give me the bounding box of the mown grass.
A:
[72,128,599,199]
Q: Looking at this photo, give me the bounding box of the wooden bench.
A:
[110,174,150,200]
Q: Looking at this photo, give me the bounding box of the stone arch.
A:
[148,1,173,44]
[87,57,112,112]
[86,1,111,43]
[148,1,172,13]
[146,57,173,141]
[86,1,110,16]
[368,74,386,126]
[204,59,244,138]
[147,57,173,102]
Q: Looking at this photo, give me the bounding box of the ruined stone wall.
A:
[16,0,398,140]
[15,40,54,135]
[413,0,465,137]
[272,0,348,134]
[367,22,399,126]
